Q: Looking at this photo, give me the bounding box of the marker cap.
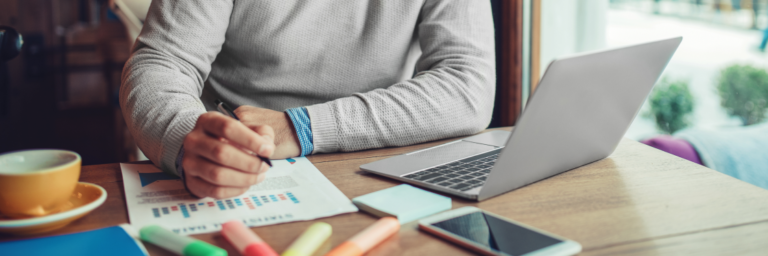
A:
[281,222,332,256]
[348,217,399,252]
[184,241,228,256]
[139,225,227,256]
[221,220,278,256]
[325,217,399,256]
[245,243,280,256]
[140,225,195,254]
[323,241,363,256]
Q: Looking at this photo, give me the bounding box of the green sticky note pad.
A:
[352,184,452,224]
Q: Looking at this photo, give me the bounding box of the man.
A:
[120,1,496,199]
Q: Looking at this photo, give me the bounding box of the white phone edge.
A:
[418,206,582,256]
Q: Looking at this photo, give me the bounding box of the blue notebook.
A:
[0,225,147,256]
[352,184,452,224]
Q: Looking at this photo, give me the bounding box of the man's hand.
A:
[234,106,301,159]
[182,112,275,199]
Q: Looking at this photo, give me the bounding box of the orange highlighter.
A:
[325,217,400,256]
[221,220,279,256]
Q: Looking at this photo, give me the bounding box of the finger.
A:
[185,130,265,173]
[185,156,262,187]
[258,161,269,175]
[257,172,267,183]
[198,112,274,158]
[250,125,275,143]
[233,105,256,118]
[216,142,270,175]
[242,125,275,158]
[186,175,249,199]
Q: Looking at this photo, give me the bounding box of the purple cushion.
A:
[641,135,703,165]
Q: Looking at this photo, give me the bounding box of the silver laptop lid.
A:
[478,37,682,201]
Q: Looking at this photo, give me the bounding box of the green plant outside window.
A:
[717,64,768,126]
[647,78,695,134]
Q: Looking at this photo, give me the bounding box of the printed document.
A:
[120,157,357,235]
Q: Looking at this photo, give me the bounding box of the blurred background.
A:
[1,0,767,166]
[610,0,768,139]
[0,0,142,165]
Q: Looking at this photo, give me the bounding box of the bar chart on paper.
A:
[150,192,300,218]
[121,158,357,235]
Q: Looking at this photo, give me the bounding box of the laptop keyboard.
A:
[401,149,502,192]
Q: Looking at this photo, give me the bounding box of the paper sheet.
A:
[120,157,357,235]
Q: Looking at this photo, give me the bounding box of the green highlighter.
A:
[140,225,228,256]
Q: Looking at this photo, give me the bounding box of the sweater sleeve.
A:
[306,0,496,153]
[119,0,233,175]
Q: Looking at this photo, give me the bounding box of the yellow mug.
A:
[0,149,81,218]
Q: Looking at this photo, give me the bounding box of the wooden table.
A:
[3,127,768,255]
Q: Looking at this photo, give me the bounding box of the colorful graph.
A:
[150,192,300,219]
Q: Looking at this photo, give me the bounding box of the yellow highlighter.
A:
[282,222,332,256]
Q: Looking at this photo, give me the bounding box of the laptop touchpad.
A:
[407,141,498,163]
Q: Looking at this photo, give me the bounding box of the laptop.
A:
[360,37,682,201]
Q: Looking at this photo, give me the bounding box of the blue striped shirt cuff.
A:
[286,107,314,156]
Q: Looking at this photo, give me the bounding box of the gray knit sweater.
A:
[120,0,496,175]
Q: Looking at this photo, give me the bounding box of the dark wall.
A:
[488,0,504,128]
[0,0,129,165]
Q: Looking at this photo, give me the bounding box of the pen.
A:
[281,222,333,256]
[140,225,227,256]
[221,220,278,256]
[215,99,272,167]
[325,217,400,256]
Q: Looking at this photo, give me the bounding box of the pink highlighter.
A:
[221,220,279,256]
